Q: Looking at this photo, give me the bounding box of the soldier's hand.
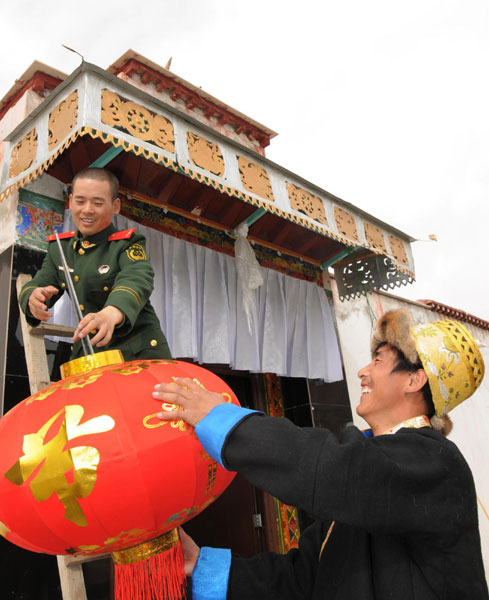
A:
[152,378,227,427]
[74,305,124,347]
[28,286,59,321]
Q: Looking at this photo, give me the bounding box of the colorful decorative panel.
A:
[286,182,328,226]
[237,156,274,201]
[187,132,225,176]
[334,206,359,242]
[388,235,409,266]
[8,129,38,178]
[264,373,300,553]
[16,189,64,251]
[101,89,175,153]
[364,222,387,254]
[48,90,78,151]
[119,192,323,285]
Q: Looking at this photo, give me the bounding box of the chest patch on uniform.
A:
[98,265,110,274]
[126,243,147,261]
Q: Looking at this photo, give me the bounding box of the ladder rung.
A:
[29,323,76,337]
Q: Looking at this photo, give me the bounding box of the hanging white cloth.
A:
[234,222,264,335]
[51,212,343,382]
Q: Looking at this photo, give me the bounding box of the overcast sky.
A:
[2,0,488,319]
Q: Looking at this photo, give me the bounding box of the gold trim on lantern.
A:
[112,529,179,565]
[60,350,125,379]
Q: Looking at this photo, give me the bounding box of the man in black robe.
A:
[153,309,488,599]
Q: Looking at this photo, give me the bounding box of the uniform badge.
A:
[98,265,110,274]
[81,240,96,249]
[126,244,147,261]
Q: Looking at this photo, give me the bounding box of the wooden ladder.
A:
[16,273,109,600]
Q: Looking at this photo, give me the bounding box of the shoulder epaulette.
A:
[108,228,137,242]
[46,230,76,242]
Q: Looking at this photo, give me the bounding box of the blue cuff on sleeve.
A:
[192,546,231,600]
[195,403,260,468]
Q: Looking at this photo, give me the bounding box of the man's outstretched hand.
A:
[153,378,226,427]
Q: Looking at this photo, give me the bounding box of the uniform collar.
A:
[75,223,117,247]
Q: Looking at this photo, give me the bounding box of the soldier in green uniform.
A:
[19,167,171,361]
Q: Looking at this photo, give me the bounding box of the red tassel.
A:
[114,539,186,600]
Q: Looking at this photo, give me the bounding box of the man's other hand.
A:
[178,527,200,577]
[28,286,59,321]
[153,378,227,427]
[74,305,123,347]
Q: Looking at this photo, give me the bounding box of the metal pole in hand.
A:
[54,233,94,355]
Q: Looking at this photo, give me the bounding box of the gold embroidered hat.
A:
[371,309,485,416]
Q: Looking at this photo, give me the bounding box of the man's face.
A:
[356,344,409,426]
[69,177,120,236]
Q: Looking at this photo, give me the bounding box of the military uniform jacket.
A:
[19,223,171,361]
[222,415,489,600]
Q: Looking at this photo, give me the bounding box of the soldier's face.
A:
[69,178,120,236]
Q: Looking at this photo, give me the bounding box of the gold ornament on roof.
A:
[286,182,328,226]
[388,235,409,266]
[237,156,274,201]
[334,206,359,242]
[9,128,38,178]
[101,89,175,153]
[187,132,225,176]
[48,90,79,151]
[364,222,388,254]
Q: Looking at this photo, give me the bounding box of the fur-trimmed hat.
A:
[371,309,485,418]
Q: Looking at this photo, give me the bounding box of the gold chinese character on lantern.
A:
[4,405,115,527]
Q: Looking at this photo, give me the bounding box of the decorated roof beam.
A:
[89,146,124,168]
[0,61,416,294]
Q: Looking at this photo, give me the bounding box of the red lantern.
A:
[0,354,238,599]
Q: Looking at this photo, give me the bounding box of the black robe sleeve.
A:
[222,414,473,537]
[228,520,328,600]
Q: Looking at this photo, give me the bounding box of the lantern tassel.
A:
[113,529,186,600]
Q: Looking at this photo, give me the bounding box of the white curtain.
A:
[53,212,343,381]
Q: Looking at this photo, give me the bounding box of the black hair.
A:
[72,168,119,200]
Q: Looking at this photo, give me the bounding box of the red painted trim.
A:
[0,72,63,120]
[417,299,489,331]
[114,59,271,148]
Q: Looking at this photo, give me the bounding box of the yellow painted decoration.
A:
[237,155,274,201]
[48,90,78,151]
[412,319,485,416]
[286,182,328,226]
[187,131,225,176]
[4,405,115,527]
[9,128,38,178]
[101,89,175,153]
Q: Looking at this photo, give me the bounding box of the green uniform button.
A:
[74,275,79,282]
[150,339,158,347]
[78,248,85,255]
